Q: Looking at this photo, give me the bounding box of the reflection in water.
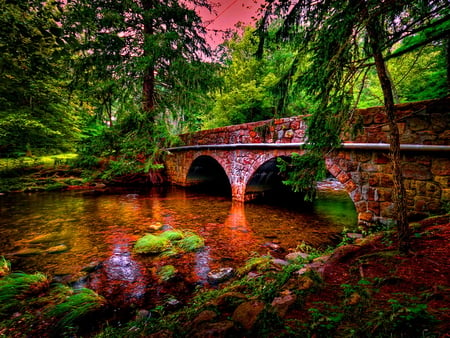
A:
[0,185,356,308]
[88,229,147,308]
[194,247,211,284]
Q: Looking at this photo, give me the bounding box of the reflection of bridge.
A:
[164,98,450,226]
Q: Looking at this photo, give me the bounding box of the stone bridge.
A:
[164,98,450,226]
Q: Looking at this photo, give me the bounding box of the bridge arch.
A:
[185,154,231,195]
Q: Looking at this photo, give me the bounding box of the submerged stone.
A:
[46,244,69,254]
[207,267,234,284]
[13,248,44,256]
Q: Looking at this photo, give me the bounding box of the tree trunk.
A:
[366,20,410,253]
[142,0,156,116]
[446,35,450,94]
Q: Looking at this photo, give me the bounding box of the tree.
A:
[64,0,215,129]
[258,0,450,253]
[0,0,80,156]
[204,26,310,128]
[63,0,219,179]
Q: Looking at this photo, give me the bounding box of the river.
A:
[0,182,356,309]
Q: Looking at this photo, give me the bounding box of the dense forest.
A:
[1,0,448,160]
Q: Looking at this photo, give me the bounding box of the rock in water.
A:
[207,267,234,284]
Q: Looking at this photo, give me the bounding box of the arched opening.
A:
[245,156,305,204]
[315,176,358,228]
[186,156,231,197]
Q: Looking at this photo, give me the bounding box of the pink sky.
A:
[198,0,266,46]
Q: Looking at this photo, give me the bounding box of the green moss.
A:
[236,256,272,276]
[177,233,205,252]
[158,265,177,282]
[47,288,106,330]
[160,230,184,241]
[134,234,171,254]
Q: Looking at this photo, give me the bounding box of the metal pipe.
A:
[165,143,450,152]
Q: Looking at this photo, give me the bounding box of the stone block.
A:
[368,174,379,186]
[402,163,432,180]
[431,158,450,176]
[380,202,395,218]
[291,121,300,130]
[374,112,387,123]
[285,130,294,138]
[373,153,390,164]
[337,171,350,184]
[368,201,380,215]
[360,162,378,172]
[408,117,429,131]
[376,188,392,202]
[344,179,357,192]
[328,163,341,177]
[350,188,362,202]
[379,173,393,187]
[355,200,367,213]
[359,212,374,222]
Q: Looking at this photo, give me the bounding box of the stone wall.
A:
[179,97,449,147]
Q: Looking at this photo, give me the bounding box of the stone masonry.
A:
[164,97,449,226]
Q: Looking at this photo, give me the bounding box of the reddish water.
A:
[0,184,356,308]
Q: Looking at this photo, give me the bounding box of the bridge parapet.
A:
[179,116,309,146]
[178,98,449,147]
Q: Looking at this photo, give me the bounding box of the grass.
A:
[0,153,78,170]
[0,272,50,317]
[0,153,84,193]
[47,288,106,331]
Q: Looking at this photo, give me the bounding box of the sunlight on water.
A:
[0,184,356,306]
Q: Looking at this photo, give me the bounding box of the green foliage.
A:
[368,297,438,336]
[63,0,218,166]
[47,288,106,331]
[204,27,309,128]
[236,255,272,277]
[308,305,344,336]
[277,152,326,201]
[0,0,81,156]
[159,230,184,241]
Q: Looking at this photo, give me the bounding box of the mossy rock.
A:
[134,234,170,254]
[236,256,272,276]
[158,265,177,282]
[160,230,184,241]
[177,233,205,252]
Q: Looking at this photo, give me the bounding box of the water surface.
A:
[0,184,356,307]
